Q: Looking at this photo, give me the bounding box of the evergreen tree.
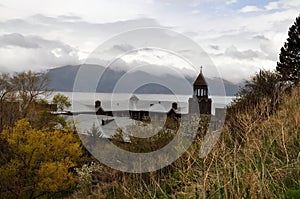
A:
[276,14,300,85]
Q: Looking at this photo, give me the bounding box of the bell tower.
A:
[189,66,212,115]
[193,66,209,98]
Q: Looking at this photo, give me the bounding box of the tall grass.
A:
[73,85,299,198]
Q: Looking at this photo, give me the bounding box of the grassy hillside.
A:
[205,84,299,198]
[72,85,299,198]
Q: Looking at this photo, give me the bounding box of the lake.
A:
[51,92,235,138]
[53,92,236,114]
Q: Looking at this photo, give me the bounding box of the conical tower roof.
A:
[193,71,207,86]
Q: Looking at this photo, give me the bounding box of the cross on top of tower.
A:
[193,66,207,87]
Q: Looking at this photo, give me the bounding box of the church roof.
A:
[193,71,208,86]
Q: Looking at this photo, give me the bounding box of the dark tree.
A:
[226,70,282,133]
[276,14,300,85]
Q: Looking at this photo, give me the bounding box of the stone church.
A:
[91,68,212,121]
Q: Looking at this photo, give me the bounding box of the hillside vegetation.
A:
[70,84,299,199]
[1,71,297,198]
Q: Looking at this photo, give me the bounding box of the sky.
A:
[0,0,299,82]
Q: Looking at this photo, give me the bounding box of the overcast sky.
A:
[0,0,299,82]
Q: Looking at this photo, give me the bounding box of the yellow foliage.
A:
[37,160,76,192]
[0,119,83,198]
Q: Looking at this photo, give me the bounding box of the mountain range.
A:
[45,64,243,96]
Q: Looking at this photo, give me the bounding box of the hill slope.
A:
[45,64,243,96]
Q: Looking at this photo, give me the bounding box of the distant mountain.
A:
[44,65,82,92]
[45,64,243,96]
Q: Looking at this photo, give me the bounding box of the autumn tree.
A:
[226,70,282,132]
[0,71,54,130]
[276,14,300,85]
[11,71,52,118]
[0,73,16,131]
[237,70,281,101]
[0,71,90,198]
[52,93,71,111]
[0,119,83,198]
[0,73,13,101]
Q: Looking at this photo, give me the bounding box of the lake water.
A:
[52,92,236,114]
[51,92,235,137]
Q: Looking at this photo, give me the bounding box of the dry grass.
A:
[73,85,300,198]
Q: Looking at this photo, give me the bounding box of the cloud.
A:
[0,33,76,53]
[0,33,40,48]
[190,0,236,7]
[224,45,264,60]
[256,34,281,61]
[279,0,300,9]
[265,2,280,11]
[0,14,162,44]
[110,54,196,78]
[239,5,262,13]
[0,33,80,72]
[191,10,200,15]
[0,0,299,82]
[226,0,237,5]
[0,0,159,24]
[0,15,164,72]
[57,15,82,21]
[112,44,135,53]
[209,45,219,50]
[210,53,276,83]
[253,35,268,40]
[88,44,136,65]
